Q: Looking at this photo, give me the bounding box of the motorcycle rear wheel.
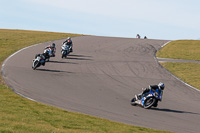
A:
[143,97,156,109]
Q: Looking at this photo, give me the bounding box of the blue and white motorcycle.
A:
[131,89,163,109]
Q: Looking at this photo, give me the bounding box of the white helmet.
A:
[158,82,165,90]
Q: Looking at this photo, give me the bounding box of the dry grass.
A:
[157,40,200,61]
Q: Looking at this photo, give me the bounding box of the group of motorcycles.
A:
[32,42,72,70]
[32,40,164,109]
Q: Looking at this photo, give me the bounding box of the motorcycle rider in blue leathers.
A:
[136,82,165,101]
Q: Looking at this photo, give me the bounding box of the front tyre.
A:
[143,97,156,109]
[32,60,39,70]
[61,51,65,58]
[130,98,137,106]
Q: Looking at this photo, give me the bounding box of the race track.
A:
[2,36,200,133]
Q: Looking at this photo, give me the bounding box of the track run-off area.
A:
[2,36,200,133]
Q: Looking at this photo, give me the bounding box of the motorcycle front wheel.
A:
[61,51,65,58]
[130,98,137,106]
[32,60,39,70]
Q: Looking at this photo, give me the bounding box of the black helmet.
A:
[51,43,55,48]
[158,82,165,90]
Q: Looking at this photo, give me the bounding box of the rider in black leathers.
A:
[63,37,73,52]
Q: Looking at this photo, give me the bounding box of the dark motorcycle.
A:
[43,49,50,62]
[43,47,56,61]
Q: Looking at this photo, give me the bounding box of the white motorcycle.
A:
[32,54,45,70]
[61,44,70,58]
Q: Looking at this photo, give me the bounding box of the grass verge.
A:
[160,62,200,89]
[157,40,200,90]
[156,40,200,61]
[0,29,171,133]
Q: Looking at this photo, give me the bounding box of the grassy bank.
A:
[156,40,200,61]
[157,40,200,90]
[160,62,200,89]
[0,29,171,133]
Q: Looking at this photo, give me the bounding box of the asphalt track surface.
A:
[2,36,200,133]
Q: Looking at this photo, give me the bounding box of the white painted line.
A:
[1,43,40,75]
[15,91,37,102]
[170,72,200,92]
[161,41,172,48]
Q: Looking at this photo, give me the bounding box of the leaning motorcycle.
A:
[32,55,45,70]
[43,47,56,61]
[130,89,163,109]
[61,45,70,58]
[43,49,50,62]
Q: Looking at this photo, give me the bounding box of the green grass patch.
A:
[157,40,200,61]
[157,40,200,90]
[160,62,200,90]
[0,29,171,133]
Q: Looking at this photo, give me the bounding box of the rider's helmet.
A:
[51,43,55,48]
[67,37,71,40]
[158,82,165,90]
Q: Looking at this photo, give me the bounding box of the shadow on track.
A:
[36,68,73,73]
[66,57,92,60]
[66,54,92,60]
[150,108,200,115]
[68,54,92,58]
[48,60,78,64]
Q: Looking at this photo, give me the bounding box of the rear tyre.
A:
[143,97,156,109]
[153,100,158,107]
